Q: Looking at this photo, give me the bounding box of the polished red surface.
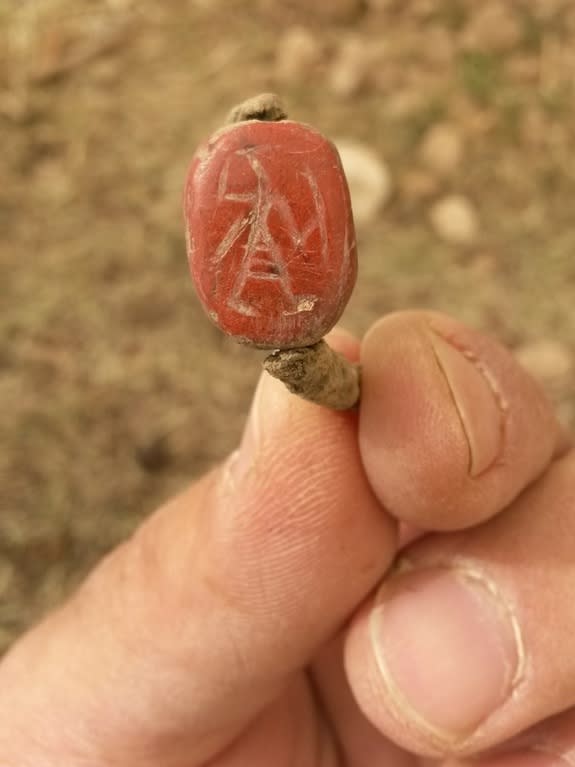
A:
[184,120,357,348]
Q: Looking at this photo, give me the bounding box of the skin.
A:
[0,310,573,767]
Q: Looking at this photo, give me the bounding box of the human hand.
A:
[0,312,572,767]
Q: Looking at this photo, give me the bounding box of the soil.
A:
[1,0,574,653]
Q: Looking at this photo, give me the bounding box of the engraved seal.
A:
[184,119,357,349]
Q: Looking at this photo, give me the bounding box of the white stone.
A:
[275,26,322,85]
[420,122,464,177]
[335,139,392,226]
[328,35,372,98]
[429,195,479,245]
[516,340,573,384]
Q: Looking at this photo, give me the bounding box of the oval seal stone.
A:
[184,119,357,349]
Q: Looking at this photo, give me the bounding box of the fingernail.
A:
[371,564,523,745]
[427,328,507,477]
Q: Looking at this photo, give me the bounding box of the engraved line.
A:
[303,169,328,268]
[217,156,231,202]
[214,213,253,263]
[218,147,309,314]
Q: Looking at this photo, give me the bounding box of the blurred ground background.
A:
[1,0,574,654]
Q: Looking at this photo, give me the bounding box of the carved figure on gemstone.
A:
[214,146,326,319]
[185,117,357,349]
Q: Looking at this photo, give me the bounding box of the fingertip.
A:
[359,312,470,528]
[346,449,575,760]
[358,311,563,530]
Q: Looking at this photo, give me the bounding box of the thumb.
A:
[0,332,396,766]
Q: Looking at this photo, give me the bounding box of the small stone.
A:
[429,195,479,245]
[515,340,573,385]
[461,3,522,53]
[328,35,372,98]
[421,25,456,66]
[470,252,497,278]
[520,107,547,148]
[419,122,464,177]
[185,120,357,349]
[450,95,498,138]
[409,0,438,19]
[33,159,74,204]
[384,89,428,119]
[505,55,540,84]
[334,139,392,226]
[275,26,322,85]
[398,169,440,205]
[530,0,566,21]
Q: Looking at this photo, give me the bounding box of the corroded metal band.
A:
[263,341,360,410]
[227,93,288,124]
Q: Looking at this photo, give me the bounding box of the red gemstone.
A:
[184,120,357,349]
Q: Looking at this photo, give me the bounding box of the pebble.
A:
[384,89,428,119]
[398,169,439,205]
[515,340,573,385]
[409,0,438,19]
[335,139,392,225]
[530,0,566,21]
[461,3,522,53]
[275,26,322,85]
[521,107,547,148]
[328,35,372,98]
[429,195,479,245]
[505,55,540,84]
[421,25,456,66]
[419,122,464,177]
[33,159,74,205]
